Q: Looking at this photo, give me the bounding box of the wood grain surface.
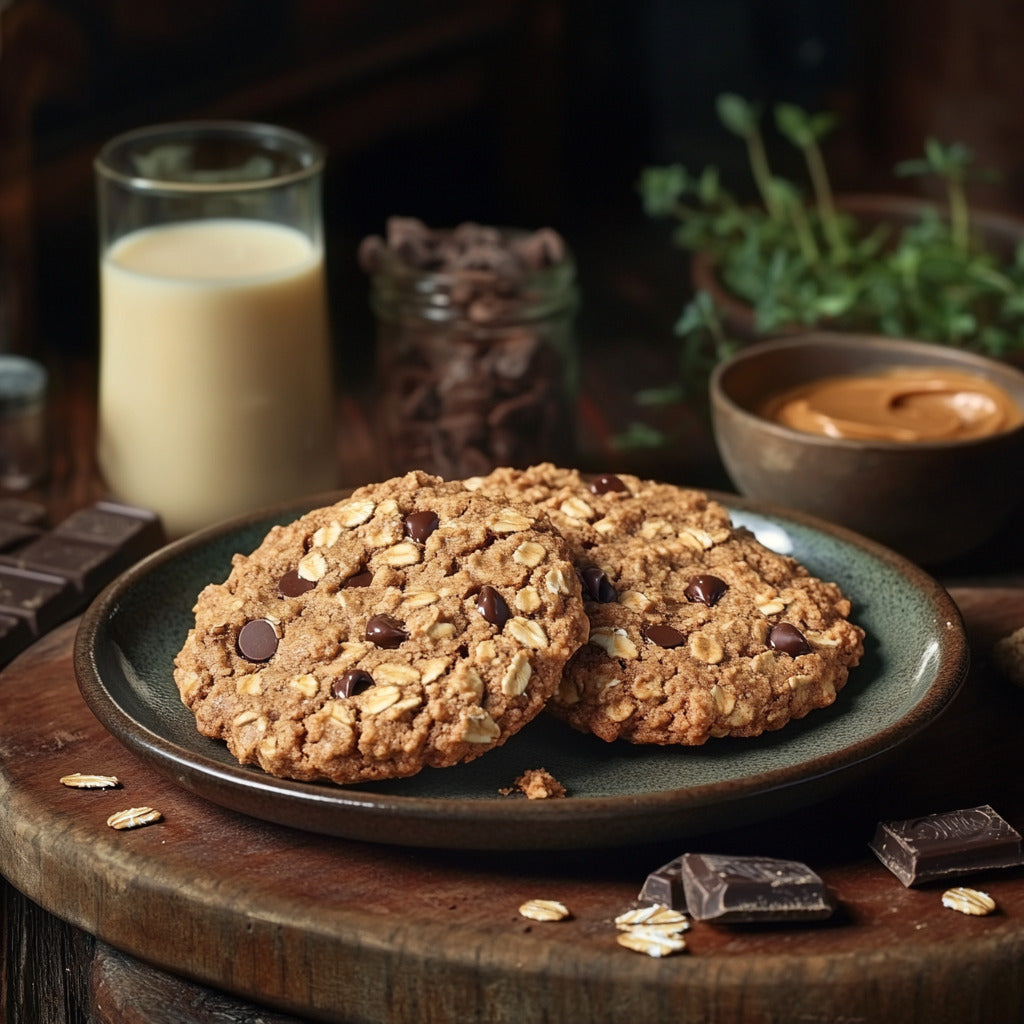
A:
[3,587,1024,1023]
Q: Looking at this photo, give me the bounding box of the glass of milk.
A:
[94,121,337,539]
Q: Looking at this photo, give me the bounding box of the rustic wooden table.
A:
[5,358,1024,1023]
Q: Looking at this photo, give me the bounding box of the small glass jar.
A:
[0,354,48,490]
[366,227,579,479]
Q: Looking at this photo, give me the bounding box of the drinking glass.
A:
[95,121,337,539]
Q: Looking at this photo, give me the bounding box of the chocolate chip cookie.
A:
[553,526,865,744]
[467,464,863,745]
[173,471,588,784]
[465,463,735,564]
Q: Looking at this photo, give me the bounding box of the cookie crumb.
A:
[500,768,567,799]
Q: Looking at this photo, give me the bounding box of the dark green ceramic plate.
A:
[74,491,969,850]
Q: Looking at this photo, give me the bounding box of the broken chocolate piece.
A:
[0,498,164,667]
[0,520,41,552]
[638,855,688,910]
[0,565,77,635]
[869,805,1024,887]
[0,612,32,665]
[55,501,163,558]
[679,853,835,923]
[2,534,120,595]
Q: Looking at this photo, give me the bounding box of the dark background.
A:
[3,0,1024,392]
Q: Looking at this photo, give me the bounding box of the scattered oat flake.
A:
[519,899,570,922]
[615,906,690,933]
[942,887,997,916]
[106,806,162,831]
[616,927,687,957]
[60,773,121,789]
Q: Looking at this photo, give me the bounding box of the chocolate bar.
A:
[0,499,164,664]
[679,853,836,923]
[869,805,1024,887]
[637,855,688,910]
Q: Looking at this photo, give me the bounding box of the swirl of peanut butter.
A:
[759,366,1023,442]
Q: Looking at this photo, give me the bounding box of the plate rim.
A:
[73,489,970,848]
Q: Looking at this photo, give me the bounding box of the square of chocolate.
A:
[1,534,121,597]
[0,520,41,553]
[0,611,32,666]
[679,853,835,923]
[0,565,77,635]
[870,805,1024,887]
[55,502,163,559]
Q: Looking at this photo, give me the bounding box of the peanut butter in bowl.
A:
[759,366,1024,443]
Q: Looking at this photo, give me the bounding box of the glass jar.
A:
[0,354,48,490]
[366,227,579,479]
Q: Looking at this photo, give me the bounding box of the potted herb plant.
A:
[620,93,1024,450]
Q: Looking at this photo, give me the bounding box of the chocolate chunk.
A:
[589,473,627,495]
[365,614,407,649]
[579,565,617,603]
[332,670,374,698]
[0,612,32,665]
[475,585,511,628]
[0,520,41,552]
[343,570,373,589]
[237,619,279,662]
[685,574,728,607]
[404,510,440,543]
[638,855,688,910]
[55,502,164,559]
[0,565,76,635]
[645,624,686,649]
[768,622,811,656]
[869,805,1024,887]
[680,853,835,923]
[1,534,125,595]
[279,569,315,598]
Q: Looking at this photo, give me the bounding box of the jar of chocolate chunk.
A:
[360,218,579,478]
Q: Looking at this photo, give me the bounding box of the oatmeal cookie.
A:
[553,527,865,744]
[173,471,588,783]
[466,463,734,564]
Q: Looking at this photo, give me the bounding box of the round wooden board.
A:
[3,592,1024,1024]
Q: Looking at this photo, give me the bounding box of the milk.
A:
[99,218,336,538]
